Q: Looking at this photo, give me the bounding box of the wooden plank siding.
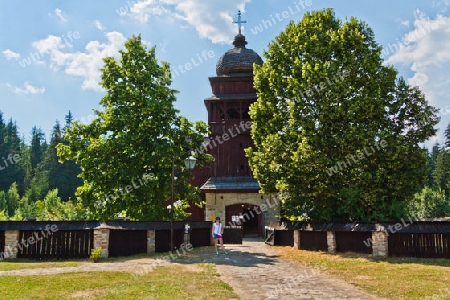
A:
[335,231,372,254]
[108,230,147,257]
[17,230,94,260]
[223,227,243,244]
[299,231,328,251]
[388,233,450,258]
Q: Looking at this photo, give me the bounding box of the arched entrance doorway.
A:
[226,203,261,237]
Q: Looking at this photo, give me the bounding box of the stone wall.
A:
[93,228,110,258]
[204,192,279,233]
[3,230,20,259]
[147,230,155,254]
[372,231,388,258]
[327,231,336,253]
[293,230,300,250]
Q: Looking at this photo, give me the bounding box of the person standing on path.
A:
[212,217,227,255]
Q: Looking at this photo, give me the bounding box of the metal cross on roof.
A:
[233,10,247,35]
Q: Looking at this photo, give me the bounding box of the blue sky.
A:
[1,0,449,148]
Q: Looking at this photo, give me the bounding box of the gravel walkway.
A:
[176,238,384,300]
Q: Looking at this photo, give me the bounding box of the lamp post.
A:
[170,153,196,252]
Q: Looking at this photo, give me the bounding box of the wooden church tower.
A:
[191,12,279,237]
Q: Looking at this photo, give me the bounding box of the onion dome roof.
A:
[216,34,263,76]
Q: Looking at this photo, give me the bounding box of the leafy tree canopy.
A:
[57,35,209,220]
[246,9,439,222]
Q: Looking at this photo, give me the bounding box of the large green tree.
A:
[434,149,450,197]
[57,35,209,220]
[410,187,449,219]
[5,182,20,217]
[246,9,439,221]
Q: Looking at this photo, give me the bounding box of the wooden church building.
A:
[190,16,280,237]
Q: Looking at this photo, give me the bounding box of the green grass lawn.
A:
[2,245,448,299]
[0,246,210,272]
[0,263,238,300]
[275,246,450,300]
[0,260,81,271]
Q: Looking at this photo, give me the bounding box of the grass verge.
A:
[0,260,80,271]
[0,245,210,271]
[0,263,237,299]
[274,246,450,299]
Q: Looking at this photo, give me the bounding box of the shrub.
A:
[90,247,102,263]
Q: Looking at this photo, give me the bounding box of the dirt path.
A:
[0,258,170,276]
[0,238,384,299]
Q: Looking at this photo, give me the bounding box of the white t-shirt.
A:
[213,222,222,235]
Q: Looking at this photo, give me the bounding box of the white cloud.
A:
[2,49,20,60]
[387,12,450,145]
[7,82,45,95]
[94,20,105,31]
[128,0,251,44]
[130,0,168,22]
[30,32,127,91]
[32,35,66,54]
[54,8,67,22]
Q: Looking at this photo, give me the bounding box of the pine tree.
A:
[445,123,450,148]
[0,112,8,191]
[43,119,82,201]
[434,149,450,197]
[30,126,46,174]
[424,144,441,188]
[1,118,24,194]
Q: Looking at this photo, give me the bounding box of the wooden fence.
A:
[266,221,450,258]
[0,230,5,257]
[335,231,372,254]
[299,231,327,251]
[190,227,212,247]
[5,220,449,259]
[0,221,213,260]
[155,229,184,253]
[109,230,147,257]
[17,230,94,260]
[223,226,243,244]
[389,233,450,258]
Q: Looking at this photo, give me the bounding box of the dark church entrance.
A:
[226,203,261,237]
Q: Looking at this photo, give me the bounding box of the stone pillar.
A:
[293,230,300,249]
[93,228,110,258]
[327,231,336,253]
[3,230,20,259]
[372,231,388,258]
[147,230,155,254]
